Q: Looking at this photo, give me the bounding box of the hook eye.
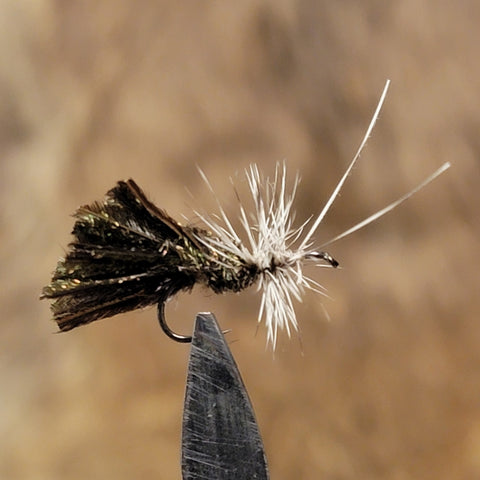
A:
[305,251,339,268]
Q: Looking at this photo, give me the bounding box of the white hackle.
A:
[196,80,450,349]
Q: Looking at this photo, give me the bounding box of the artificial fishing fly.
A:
[42,80,450,348]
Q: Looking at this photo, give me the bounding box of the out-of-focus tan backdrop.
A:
[1,1,478,479]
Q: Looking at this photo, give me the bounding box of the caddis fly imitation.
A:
[42,81,450,348]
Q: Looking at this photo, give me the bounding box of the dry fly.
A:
[42,80,450,348]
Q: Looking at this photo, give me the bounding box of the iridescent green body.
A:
[42,179,259,331]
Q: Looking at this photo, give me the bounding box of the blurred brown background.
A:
[1,1,479,479]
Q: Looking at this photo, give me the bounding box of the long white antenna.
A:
[319,161,451,248]
[299,79,391,250]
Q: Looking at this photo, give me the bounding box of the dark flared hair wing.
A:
[42,180,199,331]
